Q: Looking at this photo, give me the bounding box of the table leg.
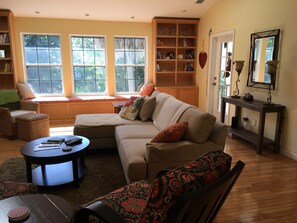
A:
[72,159,79,188]
[257,111,266,155]
[220,98,226,123]
[24,157,32,183]
[274,109,285,153]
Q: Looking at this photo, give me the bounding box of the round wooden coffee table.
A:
[20,135,89,188]
[0,194,73,222]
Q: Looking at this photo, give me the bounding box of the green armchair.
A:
[0,90,39,139]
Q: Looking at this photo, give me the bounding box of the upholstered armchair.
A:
[0,90,39,138]
[74,150,245,223]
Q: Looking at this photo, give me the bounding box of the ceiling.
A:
[1,0,219,22]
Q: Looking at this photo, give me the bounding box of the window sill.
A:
[26,95,138,104]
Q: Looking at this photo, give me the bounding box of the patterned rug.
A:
[0,152,127,209]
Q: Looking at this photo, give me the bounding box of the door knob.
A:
[212,82,216,86]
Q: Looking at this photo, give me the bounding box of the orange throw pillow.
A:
[151,122,188,143]
[140,83,155,96]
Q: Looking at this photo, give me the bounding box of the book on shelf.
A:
[4,63,11,72]
[0,33,9,44]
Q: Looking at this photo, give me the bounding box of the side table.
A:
[112,101,126,113]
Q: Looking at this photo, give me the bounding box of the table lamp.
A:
[265,60,279,105]
[231,60,245,98]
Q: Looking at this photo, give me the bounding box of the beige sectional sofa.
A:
[74,91,227,183]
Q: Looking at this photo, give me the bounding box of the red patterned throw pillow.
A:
[139,83,155,96]
[151,122,188,143]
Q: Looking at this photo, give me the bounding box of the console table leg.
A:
[257,112,266,155]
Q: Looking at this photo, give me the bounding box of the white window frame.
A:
[70,34,107,95]
[21,32,64,96]
[114,36,148,95]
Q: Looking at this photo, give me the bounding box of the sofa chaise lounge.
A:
[74,91,228,183]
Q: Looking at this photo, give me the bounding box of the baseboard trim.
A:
[280,149,297,161]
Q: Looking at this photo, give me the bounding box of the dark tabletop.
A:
[0,194,73,223]
[20,135,90,164]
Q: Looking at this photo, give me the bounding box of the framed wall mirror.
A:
[247,29,280,89]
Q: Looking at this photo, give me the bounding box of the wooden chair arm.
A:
[20,101,40,112]
[0,107,13,123]
[74,201,127,223]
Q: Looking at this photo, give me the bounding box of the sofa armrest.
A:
[208,122,228,146]
[145,141,200,163]
[20,101,40,112]
[145,141,218,182]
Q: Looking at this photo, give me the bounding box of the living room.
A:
[1,0,297,222]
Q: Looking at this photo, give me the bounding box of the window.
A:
[23,34,62,94]
[71,36,106,94]
[114,37,146,93]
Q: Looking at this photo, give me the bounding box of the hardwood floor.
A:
[1,123,297,222]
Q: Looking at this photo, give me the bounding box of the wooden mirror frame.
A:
[247,29,280,90]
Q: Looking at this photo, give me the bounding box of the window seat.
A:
[27,95,133,122]
[27,95,132,103]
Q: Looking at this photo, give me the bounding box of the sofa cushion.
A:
[151,93,170,123]
[10,110,35,123]
[139,149,232,222]
[117,139,150,183]
[139,83,155,96]
[152,95,184,130]
[151,122,188,143]
[119,96,144,121]
[179,107,216,143]
[115,125,159,141]
[139,96,156,121]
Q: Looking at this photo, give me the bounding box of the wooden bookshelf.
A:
[0,10,16,89]
[152,17,199,106]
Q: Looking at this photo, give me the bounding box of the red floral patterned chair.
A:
[73,149,245,223]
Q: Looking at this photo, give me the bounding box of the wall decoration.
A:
[199,40,207,69]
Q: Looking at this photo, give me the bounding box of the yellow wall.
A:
[12,17,152,96]
[198,0,297,158]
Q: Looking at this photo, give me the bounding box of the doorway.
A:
[207,30,235,122]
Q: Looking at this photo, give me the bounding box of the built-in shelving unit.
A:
[152,17,199,106]
[0,9,16,89]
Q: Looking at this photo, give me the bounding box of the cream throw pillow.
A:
[17,83,36,100]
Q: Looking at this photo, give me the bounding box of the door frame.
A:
[207,30,235,123]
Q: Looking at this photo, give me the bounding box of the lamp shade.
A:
[266,60,279,76]
[234,60,245,73]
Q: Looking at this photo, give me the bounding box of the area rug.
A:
[0,152,127,208]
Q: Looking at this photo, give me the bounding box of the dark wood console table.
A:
[221,96,285,155]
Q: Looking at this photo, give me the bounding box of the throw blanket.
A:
[0,90,20,105]
[169,103,196,125]
[75,114,124,126]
